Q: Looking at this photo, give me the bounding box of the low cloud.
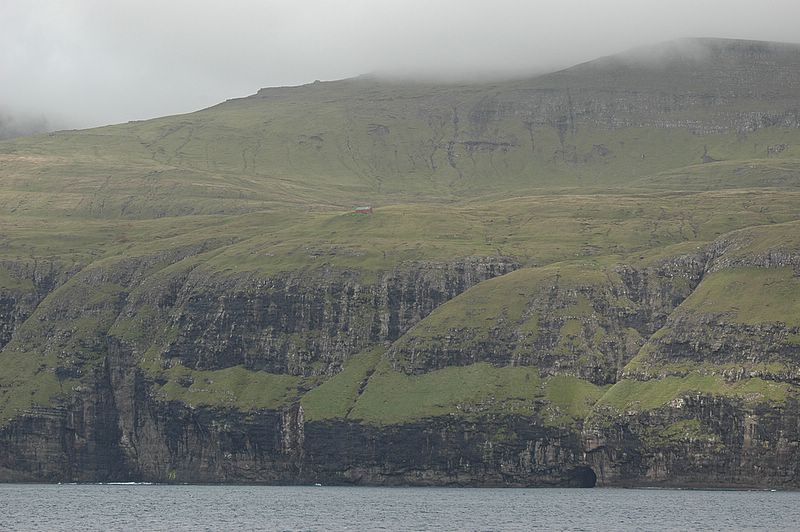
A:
[0,109,54,140]
[2,0,800,131]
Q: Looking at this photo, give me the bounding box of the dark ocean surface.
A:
[1,484,798,531]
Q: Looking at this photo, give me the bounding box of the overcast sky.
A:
[3,0,800,132]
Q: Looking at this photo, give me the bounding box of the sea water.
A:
[1,484,798,531]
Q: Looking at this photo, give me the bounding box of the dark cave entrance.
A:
[569,466,598,488]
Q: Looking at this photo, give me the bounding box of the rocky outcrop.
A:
[0,259,77,350]
[2,321,598,487]
[585,396,800,488]
[583,307,800,487]
[0,364,127,482]
[581,235,800,487]
[158,257,518,376]
[389,252,705,384]
[0,254,525,484]
[629,318,800,372]
[3,378,596,487]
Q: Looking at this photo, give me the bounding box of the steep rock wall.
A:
[583,240,800,487]
[585,396,800,488]
[158,258,518,375]
[389,252,706,384]
[0,255,521,483]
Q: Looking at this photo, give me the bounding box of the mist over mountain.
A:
[3,0,800,130]
[0,109,53,140]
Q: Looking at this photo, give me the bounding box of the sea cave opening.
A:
[571,466,598,488]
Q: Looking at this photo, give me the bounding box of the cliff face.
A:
[2,357,596,487]
[0,254,538,484]
[105,392,595,487]
[0,366,127,482]
[1,232,800,488]
[0,259,76,350]
[388,254,706,384]
[585,396,800,488]
[159,257,518,375]
[0,243,721,487]
[584,225,800,488]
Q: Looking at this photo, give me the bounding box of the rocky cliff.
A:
[585,223,800,487]
[4,224,797,488]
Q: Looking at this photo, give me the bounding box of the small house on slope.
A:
[353,206,373,214]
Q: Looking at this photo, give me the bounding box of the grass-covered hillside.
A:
[1,37,800,486]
